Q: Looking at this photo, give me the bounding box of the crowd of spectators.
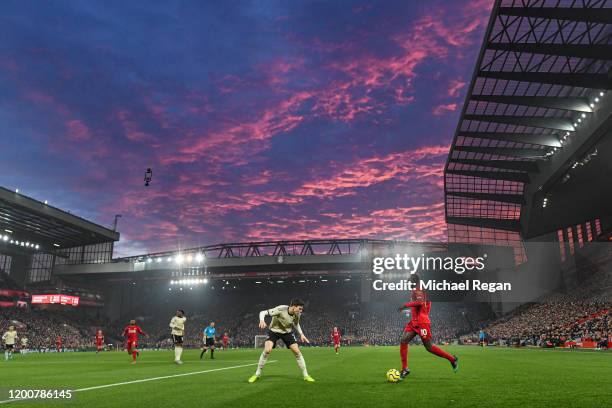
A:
[0,308,94,351]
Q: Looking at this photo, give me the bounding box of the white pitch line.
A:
[0,361,275,404]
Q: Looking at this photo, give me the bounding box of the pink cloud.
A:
[448,79,467,98]
[244,203,447,242]
[65,119,91,140]
[432,103,458,116]
[115,110,154,142]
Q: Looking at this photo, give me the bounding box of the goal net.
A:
[254,335,268,348]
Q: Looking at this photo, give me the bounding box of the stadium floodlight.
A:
[147,258,152,263]
[600,92,605,96]
[156,258,162,263]
[573,122,578,127]
[25,242,30,247]
[590,103,595,108]
[35,244,39,249]
[581,113,586,118]
[595,97,599,103]
[15,188,19,193]
[195,253,204,262]
[255,281,262,284]
[186,255,193,262]
[4,229,12,233]
[203,278,209,284]
[167,257,172,262]
[2,235,7,241]
[175,254,184,264]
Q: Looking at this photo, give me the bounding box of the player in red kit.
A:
[398,274,458,379]
[123,319,147,364]
[55,336,62,352]
[95,330,104,354]
[222,332,229,350]
[331,327,341,354]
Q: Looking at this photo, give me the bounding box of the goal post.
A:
[254,335,268,348]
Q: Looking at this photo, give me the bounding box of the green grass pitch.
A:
[1,346,610,408]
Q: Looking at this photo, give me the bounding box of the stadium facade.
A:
[444,0,612,264]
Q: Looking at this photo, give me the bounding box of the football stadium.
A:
[1,1,611,407]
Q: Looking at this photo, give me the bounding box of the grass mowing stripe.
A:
[0,361,276,404]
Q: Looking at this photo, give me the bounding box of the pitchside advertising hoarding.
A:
[30,294,80,306]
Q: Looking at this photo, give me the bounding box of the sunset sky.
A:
[0,0,493,256]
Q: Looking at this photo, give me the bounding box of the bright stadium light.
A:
[53,243,60,247]
[600,92,605,96]
[15,188,19,193]
[167,257,172,262]
[186,255,193,262]
[195,253,204,262]
[4,229,12,233]
[581,113,586,118]
[203,278,209,284]
[147,258,153,263]
[595,97,599,103]
[175,254,184,264]
[35,244,39,249]
[156,258,162,263]
[2,235,7,241]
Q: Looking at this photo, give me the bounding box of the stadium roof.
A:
[0,186,119,250]
[444,0,612,239]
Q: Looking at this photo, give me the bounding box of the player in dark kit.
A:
[398,274,458,379]
[331,327,341,354]
[95,330,105,354]
[123,320,147,364]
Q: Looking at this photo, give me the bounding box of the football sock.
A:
[295,353,309,377]
[175,346,183,361]
[200,349,205,359]
[132,350,137,361]
[210,348,214,358]
[430,345,455,362]
[255,350,269,376]
[400,343,408,370]
[5,351,8,361]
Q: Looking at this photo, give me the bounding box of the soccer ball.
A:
[386,368,401,383]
